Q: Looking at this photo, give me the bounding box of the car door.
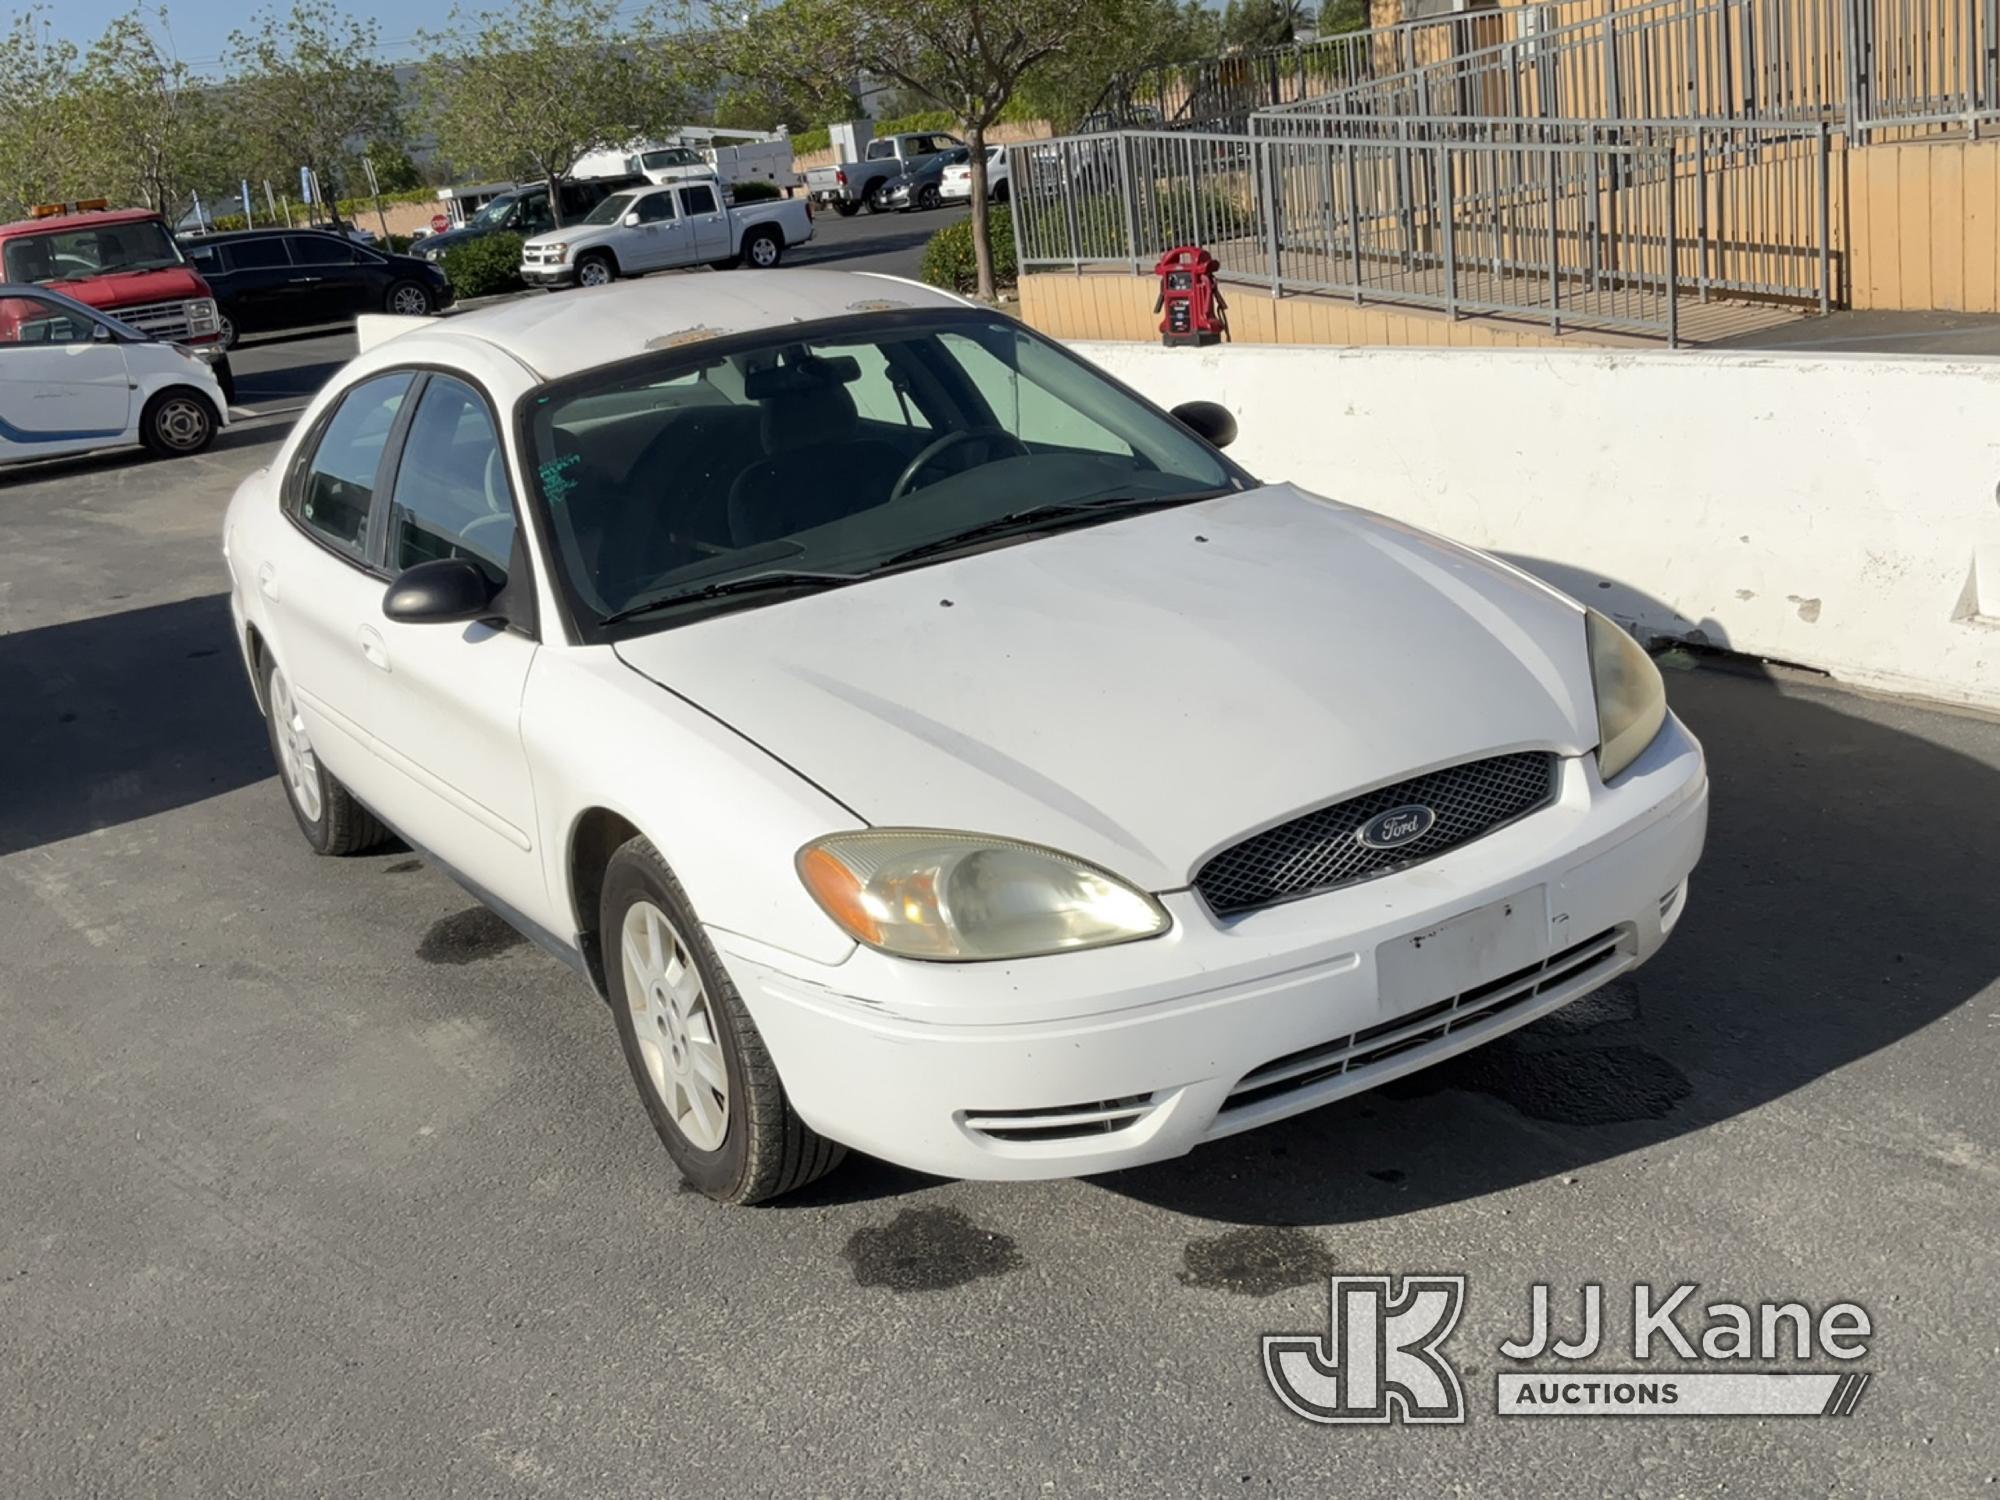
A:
[265,371,418,818]
[216,236,295,336]
[677,183,730,261]
[626,189,689,270]
[0,294,133,460]
[369,372,544,918]
[283,234,369,323]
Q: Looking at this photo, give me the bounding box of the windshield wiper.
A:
[877,491,1225,570]
[597,569,864,627]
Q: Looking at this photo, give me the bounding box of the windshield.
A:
[523,313,1245,635]
[641,148,702,168]
[582,192,638,226]
[2,219,185,284]
[466,194,518,229]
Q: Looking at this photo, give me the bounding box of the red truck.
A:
[0,201,233,398]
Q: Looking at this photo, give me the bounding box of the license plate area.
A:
[1375,887,1549,1013]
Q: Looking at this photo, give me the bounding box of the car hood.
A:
[612,485,1597,891]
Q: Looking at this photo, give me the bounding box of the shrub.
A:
[729,179,782,202]
[440,232,525,299]
[920,213,1017,294]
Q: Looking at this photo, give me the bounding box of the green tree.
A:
[1222,0,1316,50]
[364,144,426,192]
[0,8,85,218]
[686,0,1128,299]
[420,0,688,228]
[228,0,403,230]
[71,7,225,217]
[1017,0,1222,129]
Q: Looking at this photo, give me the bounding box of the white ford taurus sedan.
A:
[223,270,1707,1203]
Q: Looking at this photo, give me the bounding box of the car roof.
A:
[187,228,341,243]
[0,207,163,236]
[430,270,969,381]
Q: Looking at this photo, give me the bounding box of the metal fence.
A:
[1248,0,2000,141]
[1105,14,1519,132]
[1261,0,1852,128]
[1011,121,1834,344]
[1851,0,2000,132]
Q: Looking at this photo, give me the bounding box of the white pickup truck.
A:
[518,180,813,288]
[804,131,965,215]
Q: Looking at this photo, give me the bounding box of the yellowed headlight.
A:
[1586,610,1668,782]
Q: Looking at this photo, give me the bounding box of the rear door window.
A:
[291,372,415,560]
[286,235,356,266]
[679,184,718,216]
[226,238,291,271]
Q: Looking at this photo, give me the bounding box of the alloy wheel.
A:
[267,667,323,823]
[749,235,779,268]
[578,259,612,287]
[620,898,729,1152]
[390,285,429,314]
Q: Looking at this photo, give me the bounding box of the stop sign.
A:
[431,213,448,233]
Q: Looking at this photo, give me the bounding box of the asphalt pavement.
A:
[1,406,1995,1496]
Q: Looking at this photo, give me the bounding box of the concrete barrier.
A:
[1074,341,2000,711]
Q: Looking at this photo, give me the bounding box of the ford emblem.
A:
[1356,804,1437,850]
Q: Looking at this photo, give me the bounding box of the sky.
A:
[39,0,510,72]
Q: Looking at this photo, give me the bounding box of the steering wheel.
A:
[888,427,1030,503]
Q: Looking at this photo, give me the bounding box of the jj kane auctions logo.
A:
[1265,1277,1873,1423]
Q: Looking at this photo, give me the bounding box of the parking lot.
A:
[2,309,1997,1494]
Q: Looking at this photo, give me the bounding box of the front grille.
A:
[1194,751,1559,916]
[116,298,194,340]
[1221,926,1626,1114]
[961,1094,1155,1143]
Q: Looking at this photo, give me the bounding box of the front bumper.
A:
[713,714,1709,1181]
[521,263,577,286]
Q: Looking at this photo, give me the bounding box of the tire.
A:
[139,388,217,458]
[575,251,617,288]
[601,836,844,1204]
[261,658,389,856]
[742,228,783,269]
[216,310,239,351]
[832,201,860,218]
[918,184,941,210]
[992,179,1009,203]
[866,184,893,213]
[386,280,432,316]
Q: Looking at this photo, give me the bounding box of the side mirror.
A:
[383,558,498,624]
[92,322,114,342]
[1172,399,1238,450]
[622,211,641,226]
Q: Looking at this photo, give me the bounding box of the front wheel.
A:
[601,837,843,1204]
[575,251,616,288]
[386,280,432,316]
[139,388,217,458]
[832,201,860,218]
[918,184,941,210]
[741,228,783,269]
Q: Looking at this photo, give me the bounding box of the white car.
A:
[941,144,1009,201]
[222,271,1706,1204]
[0,282,226,463]
[519,181,813,288]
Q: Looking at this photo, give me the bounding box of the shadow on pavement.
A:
[1100,654,1999,1227]
[0,593,270,856]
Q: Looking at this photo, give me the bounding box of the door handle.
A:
[357,624,390,671]
[289,276,322,284]
[256,562,279,601]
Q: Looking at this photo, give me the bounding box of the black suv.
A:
[183,229,455,348]
[415,177,645,262]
